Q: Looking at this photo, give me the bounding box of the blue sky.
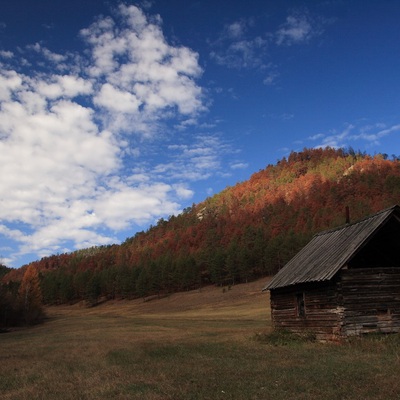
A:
[1,0,399,267]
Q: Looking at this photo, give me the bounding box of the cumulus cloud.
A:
[82,4,204,135]
[35,75,93,99]
[0,5,209,266]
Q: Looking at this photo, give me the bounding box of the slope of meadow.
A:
[2,278,400,400]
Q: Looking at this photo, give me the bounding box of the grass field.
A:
[2,278,400,399]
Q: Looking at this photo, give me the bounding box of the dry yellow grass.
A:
[0,279,272,400]
[45,278,271,344]
[3,277,400,400]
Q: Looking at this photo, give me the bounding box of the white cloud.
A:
[173,184,194,199]
[263,63,280,86]
[352,124,400,144]
[0,50,13,58]
[82,4,204,134]
[275,12,323,46]
[93,183,180,230]
[0,5,209,267]
[230,162,248,170]
[307,122,400,149]
[94,83,142,113]
[308,133,325,141]
[0,70,23,102]
[160,134,233,181]
[35,75,93,99]
[210,18,267,70]
[310,124,354,148]
[26,43,76,73]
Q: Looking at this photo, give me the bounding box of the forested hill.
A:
[4,147,400,305]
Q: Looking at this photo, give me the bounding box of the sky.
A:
[1,0,400,268]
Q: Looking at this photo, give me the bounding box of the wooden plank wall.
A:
[270,282,342,341]
[340,268,400,336]
[270,268,400,340]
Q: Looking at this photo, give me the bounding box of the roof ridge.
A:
[314,204,400,237]
[264,204,400,291]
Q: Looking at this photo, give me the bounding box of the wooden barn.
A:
[262,205,400,341]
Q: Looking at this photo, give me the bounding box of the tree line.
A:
[2,147,400,311]
[0,265,43,329]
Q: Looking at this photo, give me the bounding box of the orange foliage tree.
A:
[18,265,43,325]
[4,147,400,305]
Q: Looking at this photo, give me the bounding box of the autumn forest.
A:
[2,147,400,327]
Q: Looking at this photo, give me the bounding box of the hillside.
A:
[3,147,400,306]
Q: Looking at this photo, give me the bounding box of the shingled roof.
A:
[263,205,400,291]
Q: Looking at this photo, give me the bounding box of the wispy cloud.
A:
[163,134,234,181]
[0,50,13,59]
[263,63,280,86]
[209,18,268,70]
[307,122,400,150]
[267,112,295,121]
[275,11,325,46]
[230,162,248,170]
[353,124,400,145]
[210,9,330,84]
[308,124,356,148]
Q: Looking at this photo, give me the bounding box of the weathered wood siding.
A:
[339,268,400,336]
[270,267,400,340]
[270,281,342,341]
